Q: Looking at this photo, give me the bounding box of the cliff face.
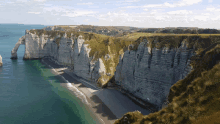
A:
[114,44,220,124]
[11,29,203,109]
[115,39,195,109]
[11,30,106,84]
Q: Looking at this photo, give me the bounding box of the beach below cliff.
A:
[41,58,117,124]
[41,57,152,124]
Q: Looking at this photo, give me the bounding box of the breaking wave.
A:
[42,58,91,106]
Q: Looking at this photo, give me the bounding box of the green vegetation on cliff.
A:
[29,29,220,88]
[114,44,220,124]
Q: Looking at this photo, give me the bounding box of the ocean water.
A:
[0,24,100,124]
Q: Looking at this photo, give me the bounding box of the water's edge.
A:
[40,57,110,124]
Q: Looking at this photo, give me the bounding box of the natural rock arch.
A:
[11,36,25,59]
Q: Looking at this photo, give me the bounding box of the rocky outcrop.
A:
[73,35,92,80]
[23,30,49,59]
[11,30,106,84]
[57,33,74,66]
[0,55,2,66]
[114,39,195,109]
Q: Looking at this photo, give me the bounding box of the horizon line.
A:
[0,23,219,30]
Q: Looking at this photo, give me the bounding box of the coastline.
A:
[41,57,118,124]
[41,57,152,124]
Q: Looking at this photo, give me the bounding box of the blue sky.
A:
[0,0,220,28]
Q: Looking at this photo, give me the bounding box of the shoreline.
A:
[41,57,118,124]
[41,57,153,124]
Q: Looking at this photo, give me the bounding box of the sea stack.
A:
[0,55,2,66]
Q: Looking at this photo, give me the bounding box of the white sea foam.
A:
[42,58,91,106]
[66,82,91,106]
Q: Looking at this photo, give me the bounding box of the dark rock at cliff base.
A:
[23,57,42,60]
[10,57,18,60]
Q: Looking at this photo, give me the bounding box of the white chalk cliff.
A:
[114,39,195,109]
[11,30,106,83]
[11,29,196,109]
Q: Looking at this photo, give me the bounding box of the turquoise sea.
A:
[0,24,100,124]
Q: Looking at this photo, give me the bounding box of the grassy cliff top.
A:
[53,25,140,31]
[114,44,220,124]
[44,25,141,37]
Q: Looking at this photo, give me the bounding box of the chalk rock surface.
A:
[115,39,195,109]
[11,30,106,83]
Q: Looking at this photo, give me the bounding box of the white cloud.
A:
[34,0,46,2]
[6,2,15,4]
[117,0,140,3]
[16,0,28,2]
[42,5,97,17]
[83,19,90,22]
[144,0,202,9]
[120,5,142,8]
[167,10,193,15]
[211,15,220,21]
[194,15,209,21]
[124,0,140,2]
[62,10,97,17]
[201,13,210,16]
[208,0,213,3]
[155,16,165,21]
[178,0,202,6]
[28,11,41,14]
[206,7,220,12]
[149,9,162,15]
[77,2,94,5]
[206,7,215,11]
[43,6,69,13]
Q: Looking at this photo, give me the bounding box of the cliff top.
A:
[42,25,220,36]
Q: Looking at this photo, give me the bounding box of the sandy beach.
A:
[41,57,152,124]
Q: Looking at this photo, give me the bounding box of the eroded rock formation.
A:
[11,35,25,59]
[11,29,106,84]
